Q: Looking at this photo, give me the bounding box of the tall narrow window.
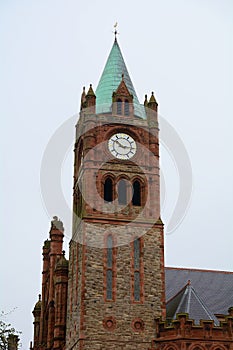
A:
[106,235,113,300]
[132,180,141,206]
[104,178,113,202]
[133,238,141,301]
[118,179,127,205]
[124,99,129,116]
[117,98,122,115]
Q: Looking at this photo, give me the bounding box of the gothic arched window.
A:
[132,180,141,206]
[132,238,142,302]
[124,99,129,116]
[106,235,114,300]
[104,178,113,202]
[117,98,122,115]
[118,179,127,205]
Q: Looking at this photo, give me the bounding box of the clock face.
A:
[108,133,136,160]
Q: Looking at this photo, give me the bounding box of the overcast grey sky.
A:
[1,0,233,348]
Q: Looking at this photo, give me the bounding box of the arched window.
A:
[117,98,122,115]
[104,178,113,202]
[124,99,129,116]
[133,238,141,301]
[118,179,127,205]
[132,180,141,206]
[106,235,113,300]
[76,142,83,170]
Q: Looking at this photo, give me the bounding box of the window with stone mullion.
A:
[133,238,141,301]
[106,235,113,300]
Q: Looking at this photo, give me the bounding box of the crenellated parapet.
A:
[149,312,233,350]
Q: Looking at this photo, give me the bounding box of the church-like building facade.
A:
[31,36,233,350]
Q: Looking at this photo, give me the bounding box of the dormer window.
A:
[112,76,134,117]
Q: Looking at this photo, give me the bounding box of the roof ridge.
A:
[175,284,191,315]
[165,266,233,274]
[166,281,189,304]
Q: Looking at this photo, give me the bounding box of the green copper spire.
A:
[96,38,143,117]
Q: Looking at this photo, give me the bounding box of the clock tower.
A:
[66,36,165,350]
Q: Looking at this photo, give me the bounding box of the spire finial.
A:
[113,22,118,40]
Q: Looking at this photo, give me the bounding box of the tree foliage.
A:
[0,311,21,350]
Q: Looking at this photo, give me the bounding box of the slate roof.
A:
[166,281,219,325]
[95,38,145,118]
[165,267,233,321]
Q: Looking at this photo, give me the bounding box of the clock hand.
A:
[116,140,127,149]
[115,140,122,146]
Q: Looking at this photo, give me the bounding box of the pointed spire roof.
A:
[86,84,95,96]
[149,91,157,103]
[33,294,42,311]
[166,281,219,325]
[95,38,140,115]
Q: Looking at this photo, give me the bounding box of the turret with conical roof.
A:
[80,86,86,110]
[85,84,96,113]
[147,91,158,111]
[166,280,219,325]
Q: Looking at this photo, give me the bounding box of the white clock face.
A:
[108,133,136,160]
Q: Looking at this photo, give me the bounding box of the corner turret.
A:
[80,86,86,110]
[85,84,96,113]
[147,92,158,111]
[31,217,67,350]
[32,294,41,349]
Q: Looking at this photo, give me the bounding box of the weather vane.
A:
[113,22,119,39]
